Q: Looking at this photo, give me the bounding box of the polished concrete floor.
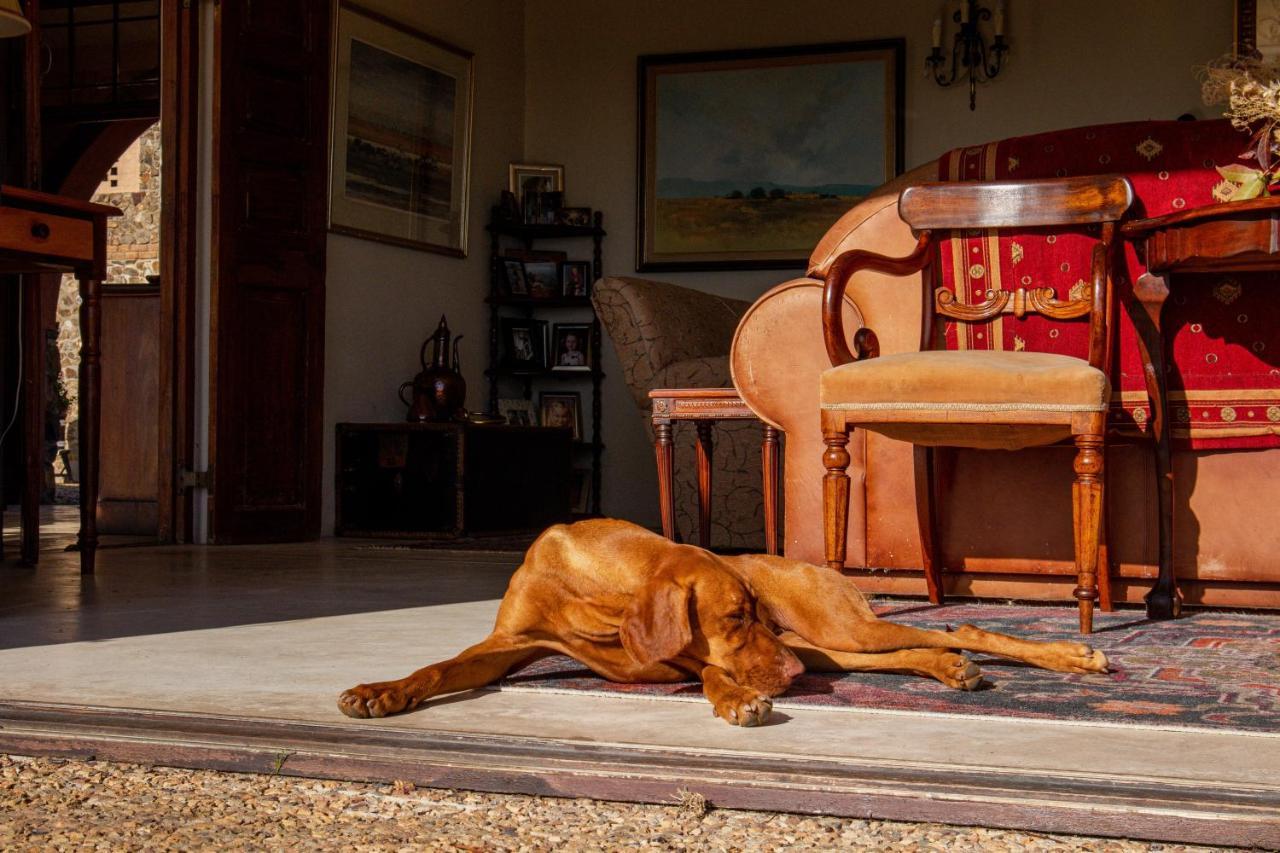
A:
[2,509,1278,845]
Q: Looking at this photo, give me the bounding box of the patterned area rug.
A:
[497,603,1280,733]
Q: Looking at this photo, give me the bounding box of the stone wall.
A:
[54,121,161,482]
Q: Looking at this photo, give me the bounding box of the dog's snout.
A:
[782,650,804,681]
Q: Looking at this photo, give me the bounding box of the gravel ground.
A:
[0,753,1226,851]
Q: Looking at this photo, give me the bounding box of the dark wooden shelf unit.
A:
[487,208,606,516]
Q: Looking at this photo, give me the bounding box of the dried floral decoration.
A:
[1201,54,1280,199]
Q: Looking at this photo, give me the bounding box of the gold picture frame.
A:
[637,40,904,271]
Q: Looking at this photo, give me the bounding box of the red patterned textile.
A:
[937,119,1280,449]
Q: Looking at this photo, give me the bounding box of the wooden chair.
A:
[819,175,1134,634]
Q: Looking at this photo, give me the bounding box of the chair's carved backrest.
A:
[898,176,1134,369]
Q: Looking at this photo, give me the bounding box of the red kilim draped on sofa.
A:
[938,119,1279,449]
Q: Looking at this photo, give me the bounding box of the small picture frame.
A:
[560,261,591,298]
[498,397,537,426]
[501,317,548,369]
[501,258,528,296]
[569,467,592,515]
[551,323,592,372]
[509,162,564,224]
[523,260,560,299]
[539,391,582,441]
[556,207,593,227]
[537,190,563,225]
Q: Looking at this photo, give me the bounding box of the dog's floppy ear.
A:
[619,578,692,667]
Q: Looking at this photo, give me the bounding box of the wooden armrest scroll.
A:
[820,232,932,367]
[935,285,1092,321]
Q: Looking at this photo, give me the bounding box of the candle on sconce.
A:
[932,17,942,48]
[995,0,1005,35]
[959,0,970,24]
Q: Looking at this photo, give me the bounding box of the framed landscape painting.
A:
[637,40,904,271]
[329,3,474,256]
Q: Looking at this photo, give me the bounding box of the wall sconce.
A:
[0,0,31,38]
[927,0,1008,110]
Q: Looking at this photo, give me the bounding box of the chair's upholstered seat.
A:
[820,350,1109,449]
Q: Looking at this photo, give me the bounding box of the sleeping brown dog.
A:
[339,519,1109,726]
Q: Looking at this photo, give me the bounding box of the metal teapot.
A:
[398,316,467,422]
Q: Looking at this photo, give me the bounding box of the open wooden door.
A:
[208,0,330,542]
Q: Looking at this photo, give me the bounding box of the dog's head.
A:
[618,553,803,696]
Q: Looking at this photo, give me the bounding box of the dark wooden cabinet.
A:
[335,422,572,538]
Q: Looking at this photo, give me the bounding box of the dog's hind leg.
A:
[338,634,549,719]
[748,559,1107,675]
[778,632,983,690]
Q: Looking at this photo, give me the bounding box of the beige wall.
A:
[322,0,525,533]
[522,0,1232,527]
[321,0,1232,534]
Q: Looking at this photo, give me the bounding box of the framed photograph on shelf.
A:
[569,468,592,515]
[523,260,560,299]
[560,261,592,297]
[509,162,564,224]
[556,207,593,227]
[497,398,538,426]
[637,40,903,271]
[551,323,592,372]
[329,2,474,256]
[540,392,582,441]
[501,258,528,296]
[501,318,548,370]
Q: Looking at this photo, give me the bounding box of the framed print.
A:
[557,207,593,227]
[522,260,560,299]
[329,3,474,256]
[569,467,592,515]
[501,318,548,370]
[560,260,591,297]
[501,258,528,296]
[508,163,564,224]
[540,392,582,442]
[551,323,592,372]
[637,40,904,271]
[498,398,537,426]
[1237,0,1280,58]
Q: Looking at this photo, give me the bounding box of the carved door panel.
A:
[209,0,329,542]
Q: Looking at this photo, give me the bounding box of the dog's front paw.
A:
[338,683,412,719]
[712,687,773,727]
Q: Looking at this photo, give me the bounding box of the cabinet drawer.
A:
[0,207,94,263]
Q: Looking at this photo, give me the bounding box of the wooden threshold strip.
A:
[0,700,1276,848]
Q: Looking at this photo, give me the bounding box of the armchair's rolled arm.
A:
[817,232,934,367]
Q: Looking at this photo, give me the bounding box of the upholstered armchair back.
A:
[593,275,763,550]
[592,276,751,411]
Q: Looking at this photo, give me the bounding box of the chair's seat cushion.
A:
[820,350,1109,449]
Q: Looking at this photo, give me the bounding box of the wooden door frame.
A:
[158,0,199,542]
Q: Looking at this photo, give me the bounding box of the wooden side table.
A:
[0,186,119,574]
[649,388,781,555]
[1121,196,1280,621]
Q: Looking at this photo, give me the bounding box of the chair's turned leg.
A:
[762,424,780,556]
[694,420,713,550]
[822,429,851,571]
[654,421,676,541]
[1072,434,1105,634]
[915,446,943,605]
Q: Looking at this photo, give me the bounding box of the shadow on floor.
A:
[1,507,521,650]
